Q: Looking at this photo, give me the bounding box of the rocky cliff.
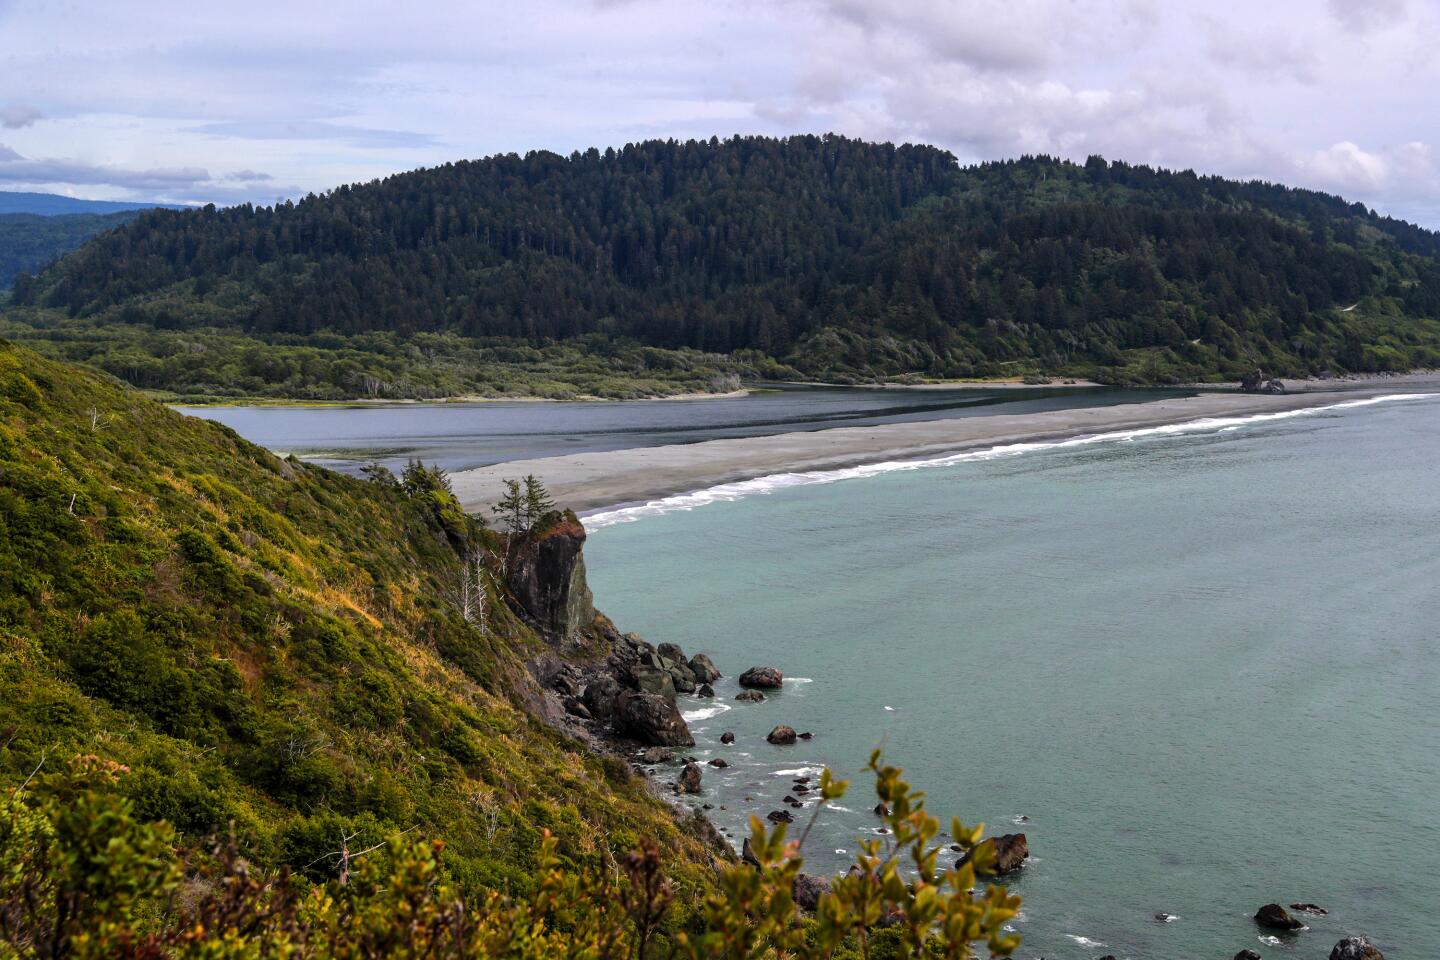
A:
[506,509,596,640]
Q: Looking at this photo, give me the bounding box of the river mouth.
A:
[176,383,1185,473]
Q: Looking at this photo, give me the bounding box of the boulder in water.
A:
[1291,902,1328,916]
[766,725,797,745]
[1254,903,1304,931]
[739,666,784,688]
[657,641,686,664]
[708,757,729,768]
[958,833,1029,876]
[766,809,794,824]
[1330,937,1385,960]
[677,761,702,794]
[735,689,765,702]
[1234,951,1262,960]
[697,683,715,698]
[720,731,736,744]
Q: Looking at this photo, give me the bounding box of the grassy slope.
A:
[0,339,717,898]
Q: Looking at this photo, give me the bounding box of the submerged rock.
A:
[766,725,797,745]
[1234,951,1262,960]
[697,683,715,698]
[689,653,722,683]
[734,690,765,702]
[739,666,784,688]
[720,731,736,744]
[614,692,694,747]
[677,761,702,794]
[1291,902,1328,916]
[1254,903,1304,931]
[1330,937,1385,960]
[707,757,729,768]
[766,809,794,824]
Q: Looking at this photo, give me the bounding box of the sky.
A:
[1,0,1438,226]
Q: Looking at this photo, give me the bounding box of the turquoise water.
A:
[585,395,1440,959]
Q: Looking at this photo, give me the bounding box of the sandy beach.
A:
[450,379,1440,515]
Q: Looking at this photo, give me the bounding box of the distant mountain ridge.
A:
[0,190,188,215]
[7,134,1440,392]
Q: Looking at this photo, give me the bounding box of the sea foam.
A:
[585,393,1436,528]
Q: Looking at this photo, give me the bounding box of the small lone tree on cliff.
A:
[522,475,555,530]
[494,479,527,538]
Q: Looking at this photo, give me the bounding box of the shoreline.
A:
[450,379,1440,515]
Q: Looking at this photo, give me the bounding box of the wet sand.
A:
[450,382,1440,515]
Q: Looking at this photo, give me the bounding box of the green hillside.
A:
[0,338,720,896]
[6,135,1440,396]
[0,211,143,289]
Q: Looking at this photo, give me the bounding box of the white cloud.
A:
[0,0,1436,225]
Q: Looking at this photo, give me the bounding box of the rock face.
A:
[689,654,721,683]
[506,510,595,639]
[739,666,784,688]
[677,761,702,794]
[766,725,797,745]
[959,834,1029,876]
[614,692,695,747]
[1330,937,1385,960]
[741,837,761,868]
[1254,903,1304,931]
[793,874,832,912]
[626,664,677,699]
[582,675,621,719]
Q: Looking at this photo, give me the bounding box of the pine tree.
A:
[493,478,526,538]
[522,475,555,532]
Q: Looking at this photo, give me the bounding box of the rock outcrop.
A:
[958,834,1028,876]
[793,874,832,912]
[735,690,765,702]
[739,666,784,688]
[720,731,735,744]
[1254,903,1304,931]
[1330,937,1385,960]
[506,510,596,640]
[690,654,721,683]
[1233,950,1262,960]
[614,692,694,747]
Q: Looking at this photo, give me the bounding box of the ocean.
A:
[584,393,1440,959]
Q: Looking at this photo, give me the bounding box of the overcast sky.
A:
[2,0,1438,225]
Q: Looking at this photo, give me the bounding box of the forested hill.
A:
[10,134,1440,392]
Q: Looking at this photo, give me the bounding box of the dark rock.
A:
[793,776,810,783]
[798,731,814,740]
[719,731,736,744]
[697,683,715,698]
[766,725,797,745]
[766,809,794,824]
[793,873,832,912]
[641,746,673,764]
[561,696,592,719]
[792,784,810,793]
[677,761,702,794]
[874,803,890,816]
[1291,902,1328,916]
[657,642,686,663]
[582,675,621,719]
[689,653,722,683]
[739,666,784,688]
[1254,903,1304,931]
[958,834,1029,876]
[1330,936,1385,960]
[1153,912,1177,923]
[708,757,729,768]
[783,795,799,804]
[505,510,595,639]
[626,665,677,699]
[669,661,698,694]
[741,837,760,868]
[1234,951,1262,960]
[614,692,695,747]
[734,690,765,702]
